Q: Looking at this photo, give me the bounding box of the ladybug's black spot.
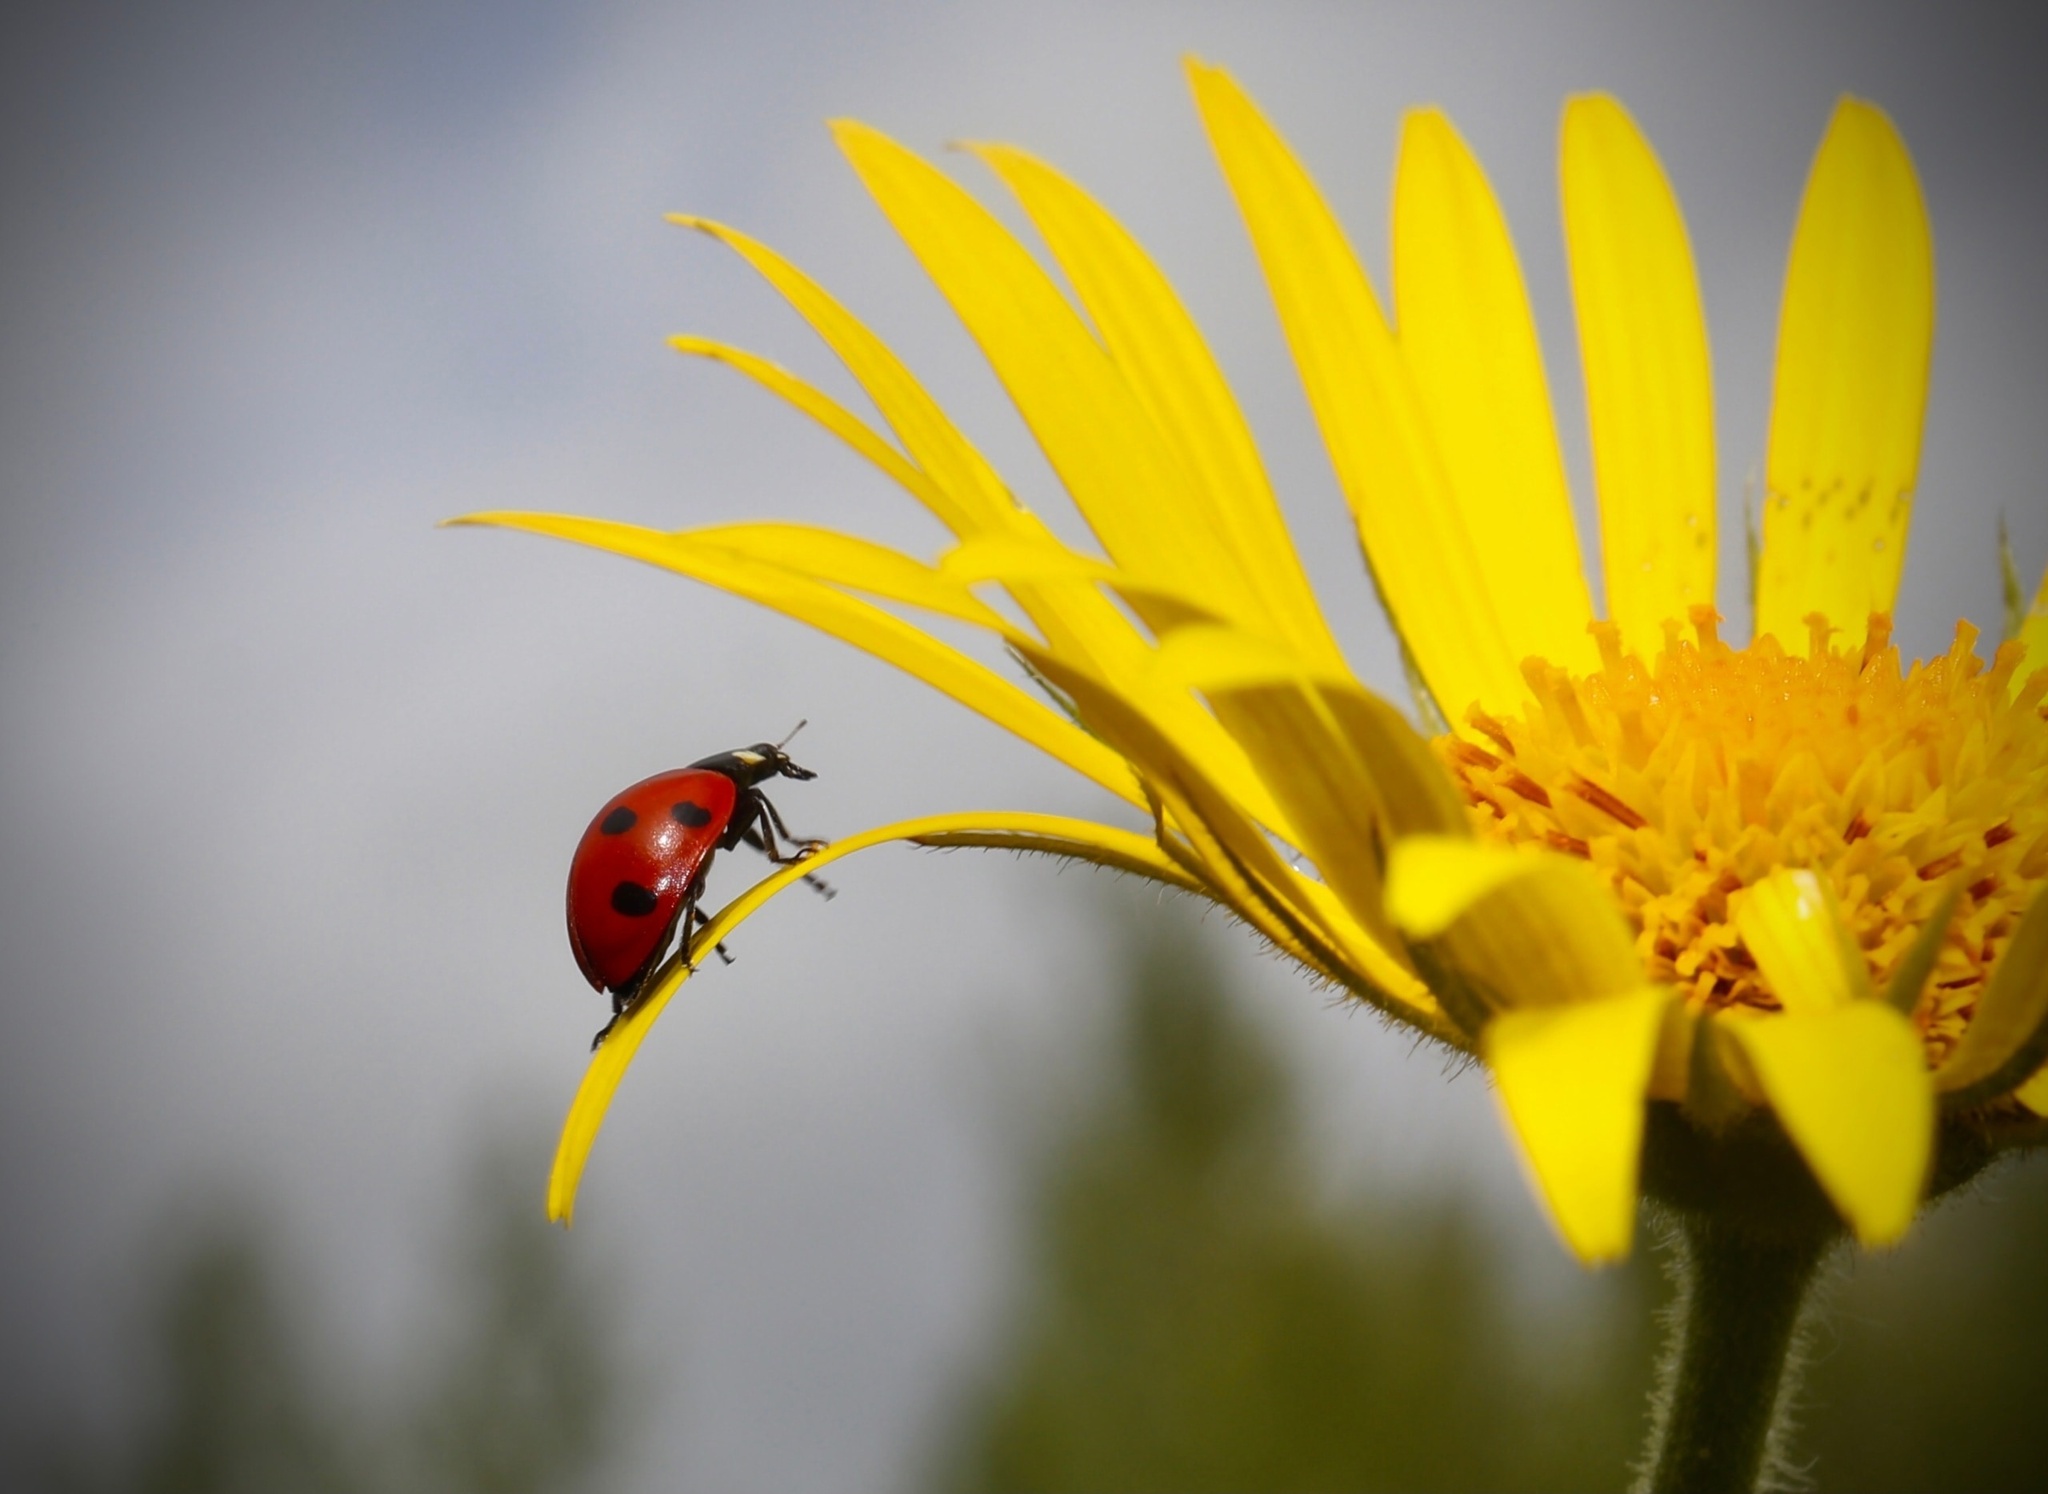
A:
[600,806,638,836]
[610,880,658,917]
[672,800,714,828]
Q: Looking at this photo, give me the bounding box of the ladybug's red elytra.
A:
[567,737,827,1047]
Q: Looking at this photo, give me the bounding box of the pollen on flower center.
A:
[1436,607,2048,1065]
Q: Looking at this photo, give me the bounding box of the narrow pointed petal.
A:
[2016,1064,2048,1116]
[969,142,1346,668]
[1486,987,1670,1263]
[1385,835,1542,939]
[1732,867,1874,1015]
[691,521,1018,630]
[670,216,1018,537]
[667,336,956,517]
[1020,639,1454,1038]
[1151,624,1473,946]
[450,511,1144,807]
[1759,99,1934,650]
[1395,107,1596,674]
[2020,560,2048,691]
[1153,623,1471,839]
[671,216,1169,690]
[834,121,1272,636]
[1936,886,2048,1106]
[1187,58,1526,718]
[1883,879,1960,1015]
[907,814,1205,892]
[1721,1004,1933,1244]
[548,812,1190,1222]
[1560,95,1717,657]
[1387,837,1645,1020]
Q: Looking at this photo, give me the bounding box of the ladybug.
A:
[567,734,827,1046]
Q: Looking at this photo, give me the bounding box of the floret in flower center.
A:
[1436,607,2048,1066]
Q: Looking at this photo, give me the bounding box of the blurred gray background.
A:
[4,2,2045,1490]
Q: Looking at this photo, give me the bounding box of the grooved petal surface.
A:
[1395,107,1594,674]
[1760,99,1934,650]
[1486,987,1670,1263]
[1723,1004,1933,1244]
[1560,94,1717,657]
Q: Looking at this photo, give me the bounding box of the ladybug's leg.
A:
[743,815,835,900]
[756,791,827,857]
[685,898,735,965]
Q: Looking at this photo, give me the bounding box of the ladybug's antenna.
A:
[776,719,808,750]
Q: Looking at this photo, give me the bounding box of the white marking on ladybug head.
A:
[735,749,766,767]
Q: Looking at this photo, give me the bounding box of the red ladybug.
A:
[567,737,826,1045]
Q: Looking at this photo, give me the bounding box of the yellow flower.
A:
[456,61,2048,1257]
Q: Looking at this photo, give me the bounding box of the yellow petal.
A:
[670,216,1018,538]
[1150,625,1474,945]
[548,812,1188,1222]
[1394,107,1595,674]
[2015,1063,2048,1117]
[1731,867,1874,1014]
[834,121,1269,636]
[1759,99,1934,650]
[1186,58,1525,719]
[670,216,1161,689]
[968,141,1346,669]
[1485,987,1670,1263]
[2020,560,2048,696]
[1720,1004,1933,1244]
[449,511,1144,807]
[1386,836,1644,1017]
[943,533,1225,633]
[693,522,1017,631]
[667,336,953,519]
[1560,95,1717,658]
[1019,638,1453,1039]
[1936,885,2048,1106]
[1385,835,1544,939]
[909,813,1205,893]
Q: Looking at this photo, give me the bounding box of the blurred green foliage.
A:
[28,1117,629,1494]
[934,902,2048,1493]
[933,908,1654,1492]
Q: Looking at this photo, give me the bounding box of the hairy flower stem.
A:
[1640,1215,1828,1494]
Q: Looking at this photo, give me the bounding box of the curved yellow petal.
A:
[1385,835,1542,939]
[967,141,1345,668]
[1721,1004,1932,1244]
[1486,986,1670,1263]
[692,522,1018,631]
[667,336,956,518]
[548,812,1183,1222]
[2019,559,2048,693]
[450,511,1144,807]
[1560,95,1717,658]
[1186,58,1525,719]
[1936,885,2048,1106]
[1394,107,1595,674]
[909,814,1206,893]
[2016,1062,2048,1117]
[1759,98,1934,650]
[1386,836,1644,1020]
[670,216,1160,688]
[933,539,1313,843]
[1731,867,1874,1015]
[834,121,1275,638]
[669,215,1018,538]
[1017,637,1452,1038]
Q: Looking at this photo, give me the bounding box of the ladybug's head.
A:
[693,742,817,787]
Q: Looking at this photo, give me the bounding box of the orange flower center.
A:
[1437,608,2048,1066]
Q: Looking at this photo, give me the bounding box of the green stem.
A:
[1640,1216,1827,1494]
